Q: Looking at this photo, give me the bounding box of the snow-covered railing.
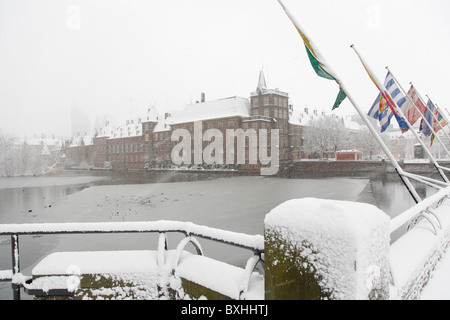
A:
[390,186,450,235]
[389,186,450,299]
[0,221,264,252]
[0,220,264,300]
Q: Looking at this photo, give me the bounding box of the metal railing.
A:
[390,185,450,235]
[0,220,265,300]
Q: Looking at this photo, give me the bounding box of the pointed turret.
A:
[257,69,267,91]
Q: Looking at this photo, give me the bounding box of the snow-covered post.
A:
[264,198,391,300]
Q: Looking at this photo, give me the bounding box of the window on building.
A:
[229,121,234,128]
[264,108,269,117]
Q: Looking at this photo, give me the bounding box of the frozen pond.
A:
[0,171,435,299]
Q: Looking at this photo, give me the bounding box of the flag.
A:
[432,104,447,133]
[276,0,346,110]
[420,99,435,137]
[401,85,428,127]
[367,92,392,133]
[352,46,410,133]
[428,100,448,146]
[367,72,409,133]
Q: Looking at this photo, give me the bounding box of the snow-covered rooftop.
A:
[110,120,143,139]
[153,114,174,133]
[171,96,250,125]
[70,134,93,147]
[27,135,63,148]
[96,124,116,138]
[141,106,160,123]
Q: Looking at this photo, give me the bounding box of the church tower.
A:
[249,69,290,161]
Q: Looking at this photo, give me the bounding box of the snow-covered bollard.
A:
[264,198,391,300]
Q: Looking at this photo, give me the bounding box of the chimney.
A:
[201,92,205,103]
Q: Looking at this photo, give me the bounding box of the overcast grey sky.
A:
[1,0,449,139]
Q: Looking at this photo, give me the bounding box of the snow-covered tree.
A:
[355,127,385,160]
[302,115,350,158]
[0,129,17,176]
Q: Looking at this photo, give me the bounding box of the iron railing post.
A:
[11,234,20,300]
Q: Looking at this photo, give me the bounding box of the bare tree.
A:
[355,127,384,160]
[302,115,350,158]
[0,129,18,176]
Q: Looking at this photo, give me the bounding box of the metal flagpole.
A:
[335,84,423,202]
[351,44,449,183]
[445,108,450,121]
[386,67,450,159]
[276,0,421,203]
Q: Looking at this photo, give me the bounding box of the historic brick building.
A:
[65,71,316,172]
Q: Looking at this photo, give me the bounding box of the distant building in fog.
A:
[70,103,91,138]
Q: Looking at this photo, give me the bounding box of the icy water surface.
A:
[0,171,435,299]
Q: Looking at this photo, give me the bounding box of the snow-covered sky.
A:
[1,0,449,139]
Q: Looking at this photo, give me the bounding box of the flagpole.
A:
[351,44,449,183]
[386,67,450,158]
[337,85,423,202]
[275,0,422,202]
[445,108,450,121]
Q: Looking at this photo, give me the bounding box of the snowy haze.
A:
[0,0,449,139]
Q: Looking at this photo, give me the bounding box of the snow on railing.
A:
[0,220,264,252]
[0,220,264,300]
[390,185,450,235]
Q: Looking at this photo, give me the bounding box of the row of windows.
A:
[252,96,289,108]
[110,154,144,162]
[109,144,145,154]
[154,132,171,141]
[253,107,288,119]
[242,122,271,130]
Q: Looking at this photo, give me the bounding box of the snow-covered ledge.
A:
[264,198,391,300]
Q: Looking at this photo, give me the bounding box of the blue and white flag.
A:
[367,72,408,133]
[420,99,435,137]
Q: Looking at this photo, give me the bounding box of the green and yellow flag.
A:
[277,0,347,110]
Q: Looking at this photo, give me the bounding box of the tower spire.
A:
[257,68,267,91]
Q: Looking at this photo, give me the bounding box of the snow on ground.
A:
[420,246,450,300]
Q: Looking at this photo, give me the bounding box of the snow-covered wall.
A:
[264,198,391,300]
